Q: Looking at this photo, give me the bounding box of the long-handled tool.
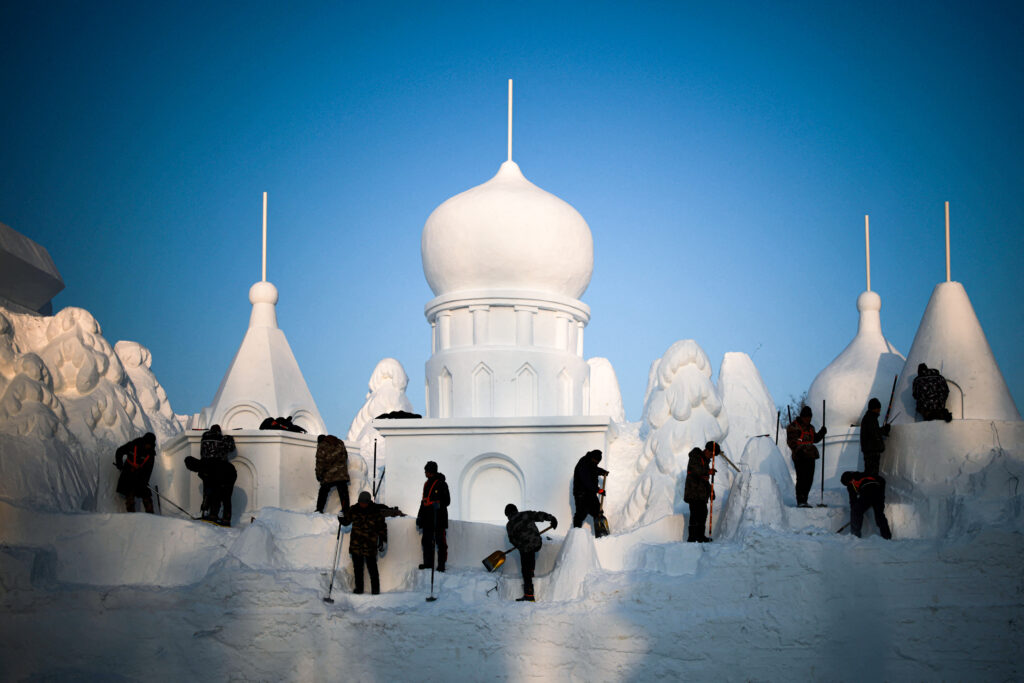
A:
[775,410,781,445]
[837,521,851,534]
[482,525,555,572]
[323,517,345,604]
[152,486,198,520]
[154,484,162,515]
[883,374,899,426]
[373,467,386,499]
[426,505,439,602]
[818,400,827,507]
[371,439,377,496]
[595,474,610,537]
[708,448,717,540]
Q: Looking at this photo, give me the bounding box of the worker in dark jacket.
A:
[200,424,235,461]
[840,471,893,539]
[315,434,350,517]
[343,491,389,594]
[912,363,953,422]
[114,432,157,513]
[416,461,450,572]
[572,450,609,536]
[683,441,721,542]
[860,397,891,475]
[786,406,827,507]
[185,455,237,526]
[504,504,557,602]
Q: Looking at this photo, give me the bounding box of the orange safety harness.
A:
[422,478,441,506]
[795,423,817,446]
[125,444,151,471]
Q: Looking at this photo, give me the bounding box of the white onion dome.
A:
[421,160,594,299]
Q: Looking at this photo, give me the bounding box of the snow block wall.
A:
[0,305,183,511]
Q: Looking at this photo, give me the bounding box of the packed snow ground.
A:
[2,495,1021,681]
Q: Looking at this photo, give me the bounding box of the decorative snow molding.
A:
[459,453,526,524]
[220,400,270,431]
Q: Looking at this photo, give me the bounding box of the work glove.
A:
[881,424,892,437]
[550,518,558,530]
[597,488,606,496]
[378,538,386,552]
[709,468,717,476]
[338,515,350,526]
[818,426,828,437]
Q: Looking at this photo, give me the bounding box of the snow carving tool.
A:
[836,521,851,534]
[154,484,162,515]
[323,516,345,604]
[775,411,781,444]
[818,400,828,507]
[152,486,198,520]
[373,467,386,499]
[371,439,377,496]
[883,374,899,426]
[708,447,716,541]
[482,525,554,572]
[595,474,610,537]
[426,506,439,602]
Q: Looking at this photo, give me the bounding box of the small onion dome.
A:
[422,160,594,299]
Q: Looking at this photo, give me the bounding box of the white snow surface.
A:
[718,351,777,469]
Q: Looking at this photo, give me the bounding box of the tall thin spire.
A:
[864,214,871,291]
[261,192,268,282]
[507,79,513,162]
[945,201,951,282]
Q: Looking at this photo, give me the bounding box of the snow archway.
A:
[460,453,524,523]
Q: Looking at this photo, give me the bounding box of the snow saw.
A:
[482,525,554,572]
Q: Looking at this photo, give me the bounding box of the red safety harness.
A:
[125,444,151,471]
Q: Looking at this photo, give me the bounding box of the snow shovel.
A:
[482,525,554,572]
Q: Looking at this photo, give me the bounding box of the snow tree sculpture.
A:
[619,340,729,529]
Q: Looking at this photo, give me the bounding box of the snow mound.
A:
[718,351,776,465]
[542,527,600,601]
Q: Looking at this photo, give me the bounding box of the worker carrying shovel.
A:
[503,504,557,602]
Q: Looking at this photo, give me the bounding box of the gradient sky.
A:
[2,1,1021,432]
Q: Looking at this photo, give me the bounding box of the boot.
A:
[516,594,535,602]
[143,497,155,514]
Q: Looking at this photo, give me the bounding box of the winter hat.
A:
[586,449,603,462]
[424,461,439,474]
[918,363,928,374]
[143,432,156,444]
[358,491,372,504]
[868,398,882,411]
[704,441,723,456]
[317,434,326,443]
[800,406,813,418]
[504,503,518,518]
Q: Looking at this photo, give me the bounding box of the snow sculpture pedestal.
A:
[158,431,361,524]
[376,416,609,526]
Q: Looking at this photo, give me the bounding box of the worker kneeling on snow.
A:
[184,455,237,527]
[504,504,557,603]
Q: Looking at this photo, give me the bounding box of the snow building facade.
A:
[378,159,609,525]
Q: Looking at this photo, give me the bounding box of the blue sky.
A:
[2,1,1021,430]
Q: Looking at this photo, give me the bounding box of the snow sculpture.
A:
[378,148,608,525]
[199,280,326,434]
[542,527,601,601]
[0,221,64,314]
[421,160,593,418]
[587,357,625,423]
[115,341,184,442]
[890,281,1019,424]
[0,305,183,511]
[347,358,415,443]
[806,289,905,484]
[717,439,791,540]
[619,340,729,529]
[718,352,777,467]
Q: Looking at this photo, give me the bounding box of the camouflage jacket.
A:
[506,510,557,553]
[315,435,349,483]
[912,368,949,414]
[346,503,387,557]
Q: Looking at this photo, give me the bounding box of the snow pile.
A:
[619,340,729,529]
[543,527,600,601]
[587,356,626,422]
[0,305,183,511]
